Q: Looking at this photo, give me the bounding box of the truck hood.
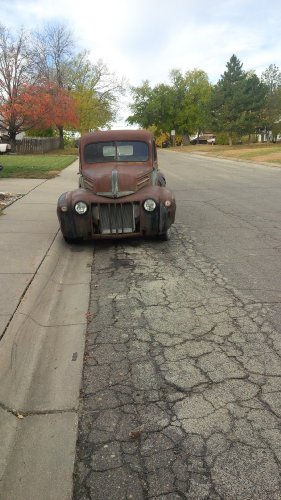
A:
[81,163,152,197]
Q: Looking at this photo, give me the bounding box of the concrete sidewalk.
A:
[0,177,46,195]
[0,161,93,499]
[0,163,80,337]
[1,177,53,337]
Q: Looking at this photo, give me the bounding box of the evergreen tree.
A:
[211,55,247,145]
[240,73,267,140]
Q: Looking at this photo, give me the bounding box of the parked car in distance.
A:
[57,129,176,243]
[190,134,216,145]
[0,142,11,154]
[207,136,216,145]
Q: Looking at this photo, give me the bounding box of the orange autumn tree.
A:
[0,82,78,149]
[0,24,78,149]
[1,24,124,148]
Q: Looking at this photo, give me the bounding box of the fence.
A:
[16,137,60,154]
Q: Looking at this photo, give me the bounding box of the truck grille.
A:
[92,202,140,234]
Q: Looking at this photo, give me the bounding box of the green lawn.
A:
[235,146,281,159]
[0,153,78,178]
[173,143,281,166]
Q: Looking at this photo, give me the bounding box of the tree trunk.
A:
[228,130,233,146]
[57,126,64,149]
[182,134,190,145]
[8,131,17,153]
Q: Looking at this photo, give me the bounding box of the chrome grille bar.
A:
[93,202,138,234]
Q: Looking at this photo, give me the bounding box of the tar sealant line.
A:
[0,401,77,418]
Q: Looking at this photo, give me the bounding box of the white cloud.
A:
[1,0,281,125]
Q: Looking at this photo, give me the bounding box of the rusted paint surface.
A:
[57,130,176,242]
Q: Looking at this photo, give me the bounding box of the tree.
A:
[211,55,249,145]
[32,26,126,140]
[170,69,212,141]
[261,64,281,140]
[72,88,112,134]
[168,69,193,139]
[0,25,32,147]
[0,82,77,138]
[31,23,77,147]
[127,69,212,142]
[67,54,126,133]
[0,24,78,148]
[261,64,281,93]
[211,55,267,145]
[0,22,125,149]
[238,72,267,140]
[127,80,157,129]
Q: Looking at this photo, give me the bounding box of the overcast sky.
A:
[1,0,281,126]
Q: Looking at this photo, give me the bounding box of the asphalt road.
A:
[73,151,281,500]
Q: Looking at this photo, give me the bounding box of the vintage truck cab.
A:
[57,129,176,243]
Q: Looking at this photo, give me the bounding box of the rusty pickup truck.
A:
[57,129,176,243]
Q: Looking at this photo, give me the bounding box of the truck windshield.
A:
[84,141,149,163]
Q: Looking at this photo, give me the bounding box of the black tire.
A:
[158,227,171,241]
[63,235,81,244]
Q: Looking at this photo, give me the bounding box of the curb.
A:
[0,233,93,500]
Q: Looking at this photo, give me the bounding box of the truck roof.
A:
[80,129,154,146]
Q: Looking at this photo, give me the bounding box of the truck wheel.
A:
[159,227,171,241]
[63,235,81,244]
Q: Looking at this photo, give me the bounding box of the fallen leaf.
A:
[129,425,144,439]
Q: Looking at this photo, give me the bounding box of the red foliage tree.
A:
[0,82,78,148]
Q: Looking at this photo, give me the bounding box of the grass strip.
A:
[0,154,77,178]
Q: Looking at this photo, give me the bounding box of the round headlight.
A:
[74,201,88,215]
[143,199,157,212]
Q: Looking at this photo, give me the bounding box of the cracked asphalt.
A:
[73,153,281,500]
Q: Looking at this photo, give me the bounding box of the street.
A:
[73,151,281,499]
